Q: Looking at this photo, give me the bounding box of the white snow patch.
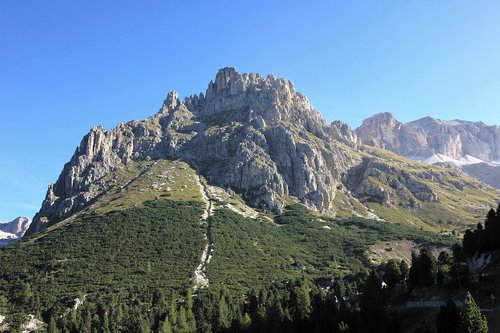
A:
[410,153,488,166]
[0,230,16,240]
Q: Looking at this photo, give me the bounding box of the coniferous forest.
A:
[1,198,498,332]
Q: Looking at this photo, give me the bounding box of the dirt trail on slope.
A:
[193,174,214,290]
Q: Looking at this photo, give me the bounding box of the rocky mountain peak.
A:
[26,68,362,236]
[357,113,500,162]
[163,90,180,111]
[355,112,404,151]
[183,67,325,132]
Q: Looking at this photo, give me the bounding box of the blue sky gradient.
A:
[1,1,499,220]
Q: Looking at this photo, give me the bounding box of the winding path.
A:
[193,174,214,290]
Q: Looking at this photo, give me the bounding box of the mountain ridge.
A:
[356,112,500,162]
[26,68,499,236]
[356,112,500,189]
[26,67,361,235]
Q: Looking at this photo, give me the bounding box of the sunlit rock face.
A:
[0,217,31,247]
[356,113,500,188]
[27,68,362,235]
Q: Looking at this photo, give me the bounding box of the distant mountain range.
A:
[355,112,500,188]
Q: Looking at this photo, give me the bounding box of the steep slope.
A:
[27,67,361,236]
[463,163,500,189]
[0,217,31,247]
[0,191,452,321]
[26,69,500,236]
[344,146,498,229]
[356,112,500,189]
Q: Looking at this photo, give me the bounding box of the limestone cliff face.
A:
[0,217,31,247]
[355,113,500,189]
[356,113,500,162]
[27,68,361,235]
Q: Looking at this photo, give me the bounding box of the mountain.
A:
[26,68,499,236]
[1,68,500,331]
[356,112,500,188]
[26,67,360,235]
[0,217,30,247]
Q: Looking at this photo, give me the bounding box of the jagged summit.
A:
[25,68,499,237]
[181,67,327,134]
[27,68,360,235]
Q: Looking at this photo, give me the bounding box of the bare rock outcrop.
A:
[27,68,361,235]
[344,158,439,208]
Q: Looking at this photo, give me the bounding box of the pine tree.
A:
[436,299,459,333]
[159,318,173,333]
[451,243,469,288]
[241,313,252,329]
[293,281,312,320]
[177,306,189,332]
[384,259,402,288]
[360,270,391,333]
[418,248,437,286]
[217,295,231,330]
[408,251,420,290]
[463,229,477,256]
[168,300,178,331]
[459,293,488,333]
[47,316,58,333]
[399,260,409,280]
[0,294,9,317]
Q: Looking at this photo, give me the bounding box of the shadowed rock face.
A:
[27,68,361,235]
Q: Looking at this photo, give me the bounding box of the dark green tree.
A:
[463,230,476,256]
[292,280,312,320]
[360,271,392,333]
[436,299,459,333]
[450,243,469,288]
[408,251,420,290]
[217,295,231,330]
[159,318,173,333]
[418,248,437,286]
[459,293,488,333]
[400,260,409,281]
[47,316,58,333]
[384,259,403,288]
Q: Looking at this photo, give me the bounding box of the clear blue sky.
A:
[1,1,499,221]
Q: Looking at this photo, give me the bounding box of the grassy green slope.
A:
[335,143,500,230]
[0,200,205,314]
[0,200,454,318]
[206,204,454,294]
